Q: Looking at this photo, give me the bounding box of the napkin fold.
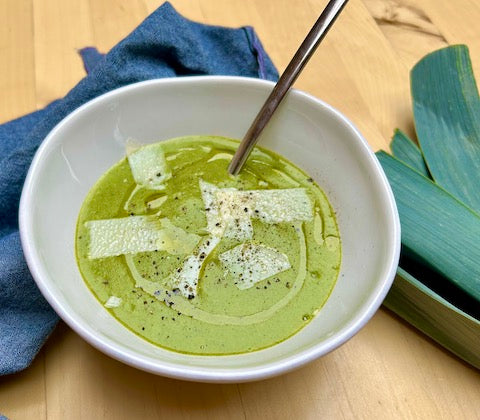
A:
[0,1,278,376]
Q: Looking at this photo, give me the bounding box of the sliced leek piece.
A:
[376,151,480,303]
[385,267,480,369]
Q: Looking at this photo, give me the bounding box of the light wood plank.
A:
[44,323,245,420]
[405,0,480,78]
[313,0,414,141]
[33,0,94,107]
[0,0,36,122]
[239,309,480,420]
[144,0,204,19]
[89,0,147,53]
[363,0,448,69]
[0,353,46,420]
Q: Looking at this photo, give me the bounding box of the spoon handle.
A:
[228,0,349,175]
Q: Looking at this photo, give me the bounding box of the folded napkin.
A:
[0,1,278,376]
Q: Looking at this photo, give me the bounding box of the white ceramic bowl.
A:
[19,76,400,383]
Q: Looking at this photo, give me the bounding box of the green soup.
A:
[76,136,341,355]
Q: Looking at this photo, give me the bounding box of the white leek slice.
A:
[219,243,291,290]
[86,216,199,258]
[127,143,170,189]
[104,296,122,308]
[168,236,220,299]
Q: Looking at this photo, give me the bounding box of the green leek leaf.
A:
[411,45,480,213]
[376,151,480,304]
[390,129,429,177]
[384,267,480,369]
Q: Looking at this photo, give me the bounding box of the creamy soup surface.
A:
[76,136,341,355]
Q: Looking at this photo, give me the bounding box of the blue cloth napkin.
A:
[0,1,278,376]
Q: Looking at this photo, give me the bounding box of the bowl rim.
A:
[19,75,400,383]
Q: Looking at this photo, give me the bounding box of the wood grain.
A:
[33,0,94,107]
[363,0,448,69]
[403,0,480,78]
[1,1,480,419]
[88,0,147,52]
[0,0,36,123]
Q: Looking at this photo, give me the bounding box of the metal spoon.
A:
[228,0,349,175]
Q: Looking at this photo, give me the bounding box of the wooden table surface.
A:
[1,0,479,418]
